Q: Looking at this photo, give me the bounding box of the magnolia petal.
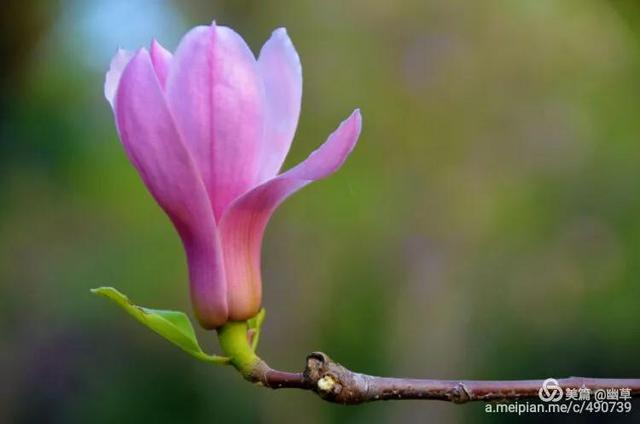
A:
[219,110,362,320]
[105,49,134,109]
[166,23,266,220]
[115,49,228,328]
[150,39,172,88]
[257,28,302,181]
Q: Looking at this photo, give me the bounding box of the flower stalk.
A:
[217,321,261,379]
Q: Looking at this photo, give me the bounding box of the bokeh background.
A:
[2,0,640,422]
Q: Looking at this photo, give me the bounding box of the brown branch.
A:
[246,352,640,405]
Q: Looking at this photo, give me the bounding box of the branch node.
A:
[303,351,367,404]
[451,382,471,404]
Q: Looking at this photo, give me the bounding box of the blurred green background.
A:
[2,0,640,422]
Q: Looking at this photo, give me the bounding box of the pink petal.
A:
[219,110,362,320]
[115,49,227,329]
[149,39,173,88]
[104,49,134,109]
[166,23,266,221]
[257,28,302,181]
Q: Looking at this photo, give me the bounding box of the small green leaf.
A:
[247,308,266,351]
[91,287,229,365]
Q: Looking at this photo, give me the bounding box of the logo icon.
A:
[539,378,563,402]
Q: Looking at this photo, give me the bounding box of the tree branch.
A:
[246,352,640,405]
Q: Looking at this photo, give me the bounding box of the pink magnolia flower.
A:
[105,22,362,329]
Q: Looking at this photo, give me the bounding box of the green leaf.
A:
[91,287,229,365]
[247,308,266,352]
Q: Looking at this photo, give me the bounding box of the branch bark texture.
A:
[247,352,640,405]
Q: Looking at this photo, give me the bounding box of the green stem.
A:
[217,321,261,378]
